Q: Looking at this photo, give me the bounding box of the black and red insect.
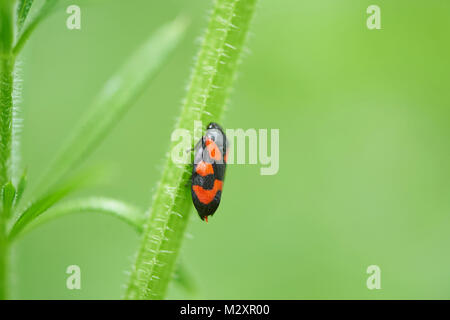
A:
[191,122,228,222]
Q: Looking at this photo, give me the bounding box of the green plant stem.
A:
[0,214,8,299]
[125,0,257,300]
[0,52,15,303]
[0,56,14,300]
[0,56,15,186]
[0,57,14,300]
[0,0,16,301]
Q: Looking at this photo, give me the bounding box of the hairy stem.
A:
[0,56,15,186]
[0,56,14,300]
[0,213,8,299]
[0,0,16,300]
[125,0,257,300]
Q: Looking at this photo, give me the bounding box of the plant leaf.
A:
[1,181,15,219]
[13,0,58,55]
[35,17,187,192]
[16,0,34,32]
[0,0,15,53]
[8,166,108,241]
[124,0,257,300]
[13,168,27,208]
[12,197,146,240]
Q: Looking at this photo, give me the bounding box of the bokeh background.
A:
[13,0,450,299]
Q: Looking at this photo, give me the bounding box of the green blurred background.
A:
[13,0,450,299]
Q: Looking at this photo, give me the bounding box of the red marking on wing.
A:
[195,161,214,176]
[223,149,228,163]
[205,138,222,161]
[192,180,223,205]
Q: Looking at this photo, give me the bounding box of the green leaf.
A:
[13,197,146,240]
[8,166,108,241]
[1,181,15,219]
[13,168,27,208]
[125,0,257,300]
[13,0,58,55]
[0,0,15,54]
[35,17,187,192]
[16,0,34,32]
